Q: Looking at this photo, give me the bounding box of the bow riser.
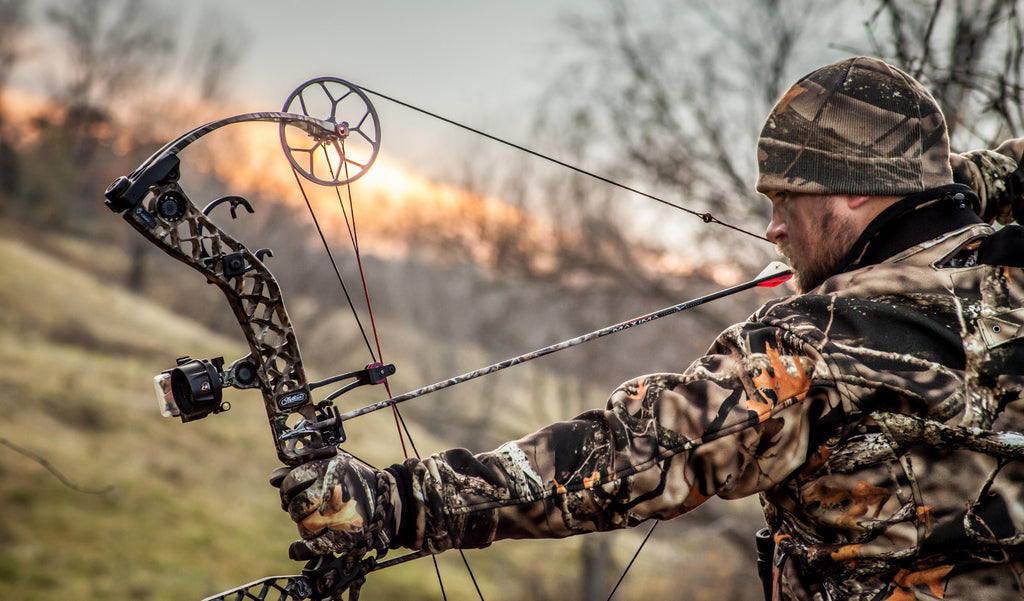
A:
[117,169,341,467]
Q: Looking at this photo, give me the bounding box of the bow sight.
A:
[154,357,224,422]
[152,354,395,425]
[153,356,255,422]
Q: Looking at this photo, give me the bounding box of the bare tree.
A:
[540,0,833,266]
[41,0,248,157]
[540,0,1024,270]
[860,0,1024,147]
[44,0,177,154]
[0,0,28,206]
[26,0,253,283]
[186,7,249,102]
[0,0,27,98]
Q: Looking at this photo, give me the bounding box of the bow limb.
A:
[198,550,434,601]
[102,78,418,601]
[105,111,375,219]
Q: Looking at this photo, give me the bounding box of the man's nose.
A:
[766,212,786,244]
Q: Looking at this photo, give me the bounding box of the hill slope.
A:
[0,233,303,600]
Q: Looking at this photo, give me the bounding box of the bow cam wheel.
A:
[280,77,381,186]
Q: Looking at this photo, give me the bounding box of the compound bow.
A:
[104,77,397,600]
[104,76,788,601]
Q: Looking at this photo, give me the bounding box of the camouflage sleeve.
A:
[950,137,1024,224]
[390,320,850,554]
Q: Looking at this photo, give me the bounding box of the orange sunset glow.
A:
[188,123,721,283]
[192,120,553,265]
[2,87,723,284]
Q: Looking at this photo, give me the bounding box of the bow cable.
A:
[333,140,415,458]
[291,139,485,601]
[288,167,379,365]
[606,522,659,601]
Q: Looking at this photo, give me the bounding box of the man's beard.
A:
[780,205,859,293]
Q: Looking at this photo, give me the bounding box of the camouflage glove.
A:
[274,453,401,561]
[951,149,1024,224]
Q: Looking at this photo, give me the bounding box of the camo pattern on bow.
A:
[104,81,382,470]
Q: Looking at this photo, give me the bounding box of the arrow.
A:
[337,262,792,423]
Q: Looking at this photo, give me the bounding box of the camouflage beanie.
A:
[756,56,953,196]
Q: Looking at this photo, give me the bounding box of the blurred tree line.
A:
[529,0,1024,265]
[1,0,1023,599]
[0,0,244,230]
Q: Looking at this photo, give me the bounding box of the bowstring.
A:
[355,84,770,244]
[342,90,714,601]
[290,83,771,599]
[296,137,484,601]
[605,522,659,601]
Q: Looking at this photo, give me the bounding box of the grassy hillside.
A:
[0,229,460,600]
[0,232,293,600]
[0,226,765,601]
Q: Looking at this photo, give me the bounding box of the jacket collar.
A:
[832,184,983,275]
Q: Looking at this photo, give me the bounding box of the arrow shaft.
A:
[338,267,790,422]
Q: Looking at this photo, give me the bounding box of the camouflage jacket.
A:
[390,184,1024,601]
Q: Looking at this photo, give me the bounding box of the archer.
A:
[276,57,1024,600]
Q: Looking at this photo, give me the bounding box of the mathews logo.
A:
[277,389,310,409]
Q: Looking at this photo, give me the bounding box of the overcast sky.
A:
[167,0,596,177]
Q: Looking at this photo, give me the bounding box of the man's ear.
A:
[845,195,872,209]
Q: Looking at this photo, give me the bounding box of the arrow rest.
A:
[203,195,255,219]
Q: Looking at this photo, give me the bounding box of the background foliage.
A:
[1,1,1022,600]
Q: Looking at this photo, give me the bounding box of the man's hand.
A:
[273,453,400,560]
[951,149,1024,224]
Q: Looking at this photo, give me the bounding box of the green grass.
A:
[0,232,576,601]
